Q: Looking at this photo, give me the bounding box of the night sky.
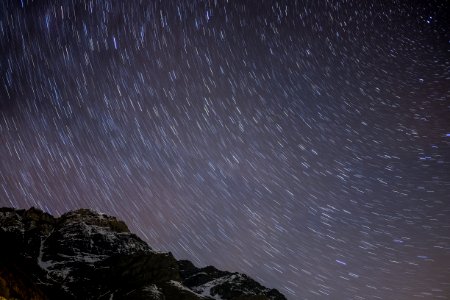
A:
[1,0,450,298]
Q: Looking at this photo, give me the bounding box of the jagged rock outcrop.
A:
[0,207,286,300]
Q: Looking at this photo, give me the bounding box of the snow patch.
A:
[143,284,163,297]
[37,238,51,271]
[169,281,207,298]
[58,252,108,264]
[170,280,193,292]
[193,274,253,299]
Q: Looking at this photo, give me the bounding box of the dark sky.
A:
[1,0,449,298]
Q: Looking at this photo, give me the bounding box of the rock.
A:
[178,261,286,300]
[0,207,287,300]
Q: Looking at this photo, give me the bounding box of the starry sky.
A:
[1,0,449,298]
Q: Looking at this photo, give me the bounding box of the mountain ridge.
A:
[0,207,286,300]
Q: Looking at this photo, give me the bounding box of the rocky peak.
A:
[0,207,287,300]
[58,209,130,233]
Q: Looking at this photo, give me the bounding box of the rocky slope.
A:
[0,207,286,300]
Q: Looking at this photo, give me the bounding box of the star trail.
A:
[1,0,449,298]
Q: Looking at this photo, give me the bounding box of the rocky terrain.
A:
[0,207,286,300]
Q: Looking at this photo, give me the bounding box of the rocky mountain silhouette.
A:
[0,207,286,300]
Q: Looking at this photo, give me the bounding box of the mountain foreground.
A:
[0,207,286,300]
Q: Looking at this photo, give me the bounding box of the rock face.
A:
[0,207,286,300]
